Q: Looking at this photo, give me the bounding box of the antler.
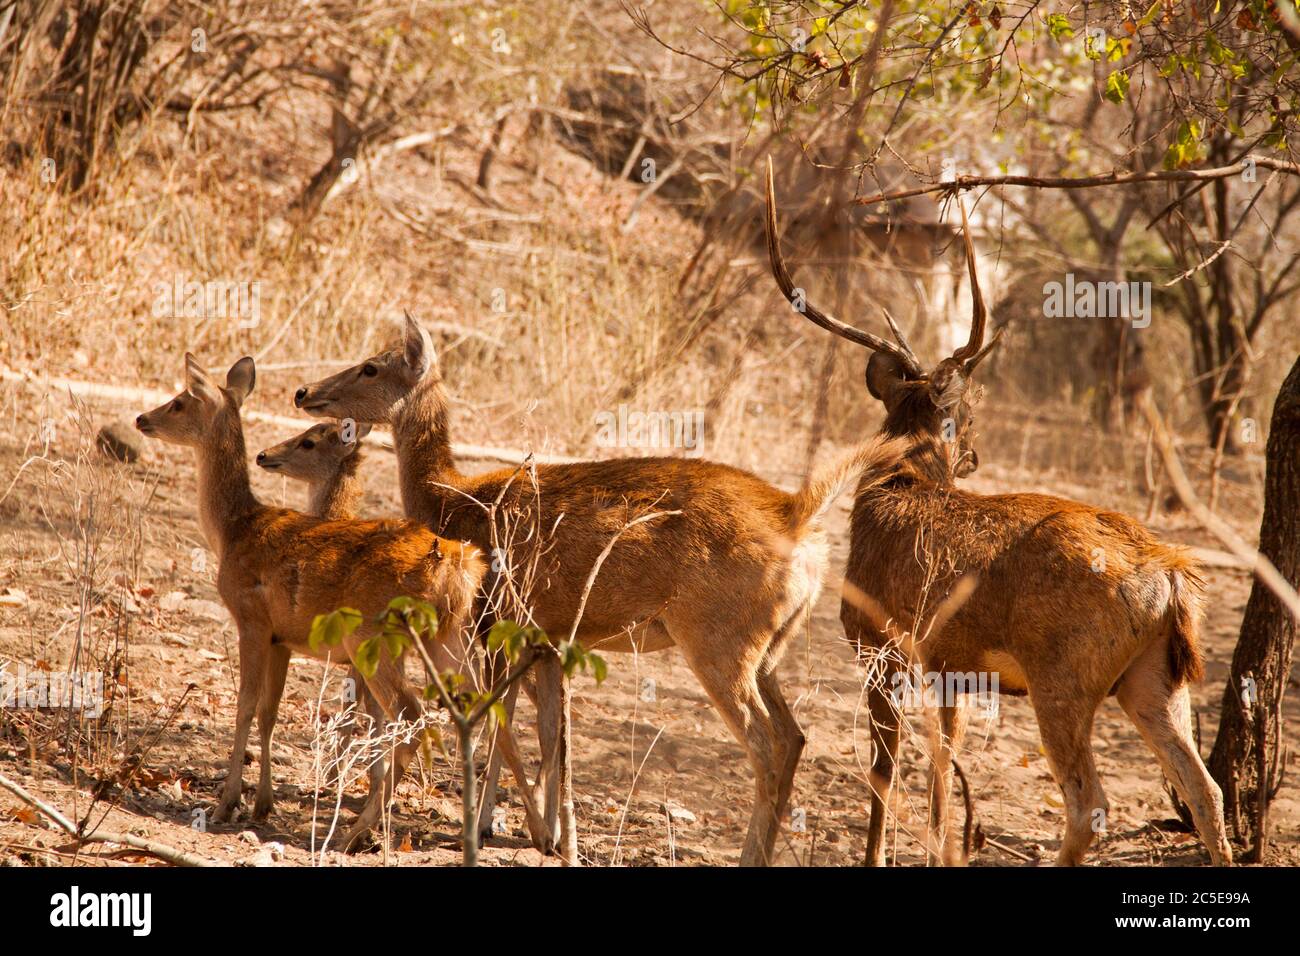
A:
[950,196,988,365]
[764,158,924,377]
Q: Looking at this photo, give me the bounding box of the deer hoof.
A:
[341,825,377,854]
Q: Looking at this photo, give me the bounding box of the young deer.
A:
[136,355,484,850]
[256,420,373,519]
[765,165,1233,867]
[294,317,905,866]
[255,421,387,793]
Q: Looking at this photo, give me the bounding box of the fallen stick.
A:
[1,367,581,466]
[0,771,215,868]
[983,836,1036,863]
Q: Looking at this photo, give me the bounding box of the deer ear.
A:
[184,353,222,404]
[337,421,369,451]
[403,311,435,376]
[866,352,911,406]
[225,356,257,406]
[927,361,968,411]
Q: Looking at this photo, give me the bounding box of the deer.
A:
[254,420,389,794]
[764,161,1233,867]
[293,316,906,866]
[135,354,484,851]
[257,420,567,851]
[256,420,373,520]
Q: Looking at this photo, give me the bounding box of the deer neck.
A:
[193,406,259,559]
[902,436,960,485]
[309,453,364,520]
[880,411,959,487]
[392,375,462,524]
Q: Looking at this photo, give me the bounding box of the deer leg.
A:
[1116,645,1232,866]
[533,652,564,854]
[473,641,550,850]
[755,608,809,833]
[214,621,272,824]
[488,682,552,848]
[556,668,578,866]
[926,701,968,866]
[252,643,291,821]
[756,668,805,833]
[360,680,388,799]
[475,647,510,844]
[731,681,782,867]
[327,665,364,785]
[673,631,782,866]
[863,666,901,867]
[340,652,423,853]
[1030,693,1108,866]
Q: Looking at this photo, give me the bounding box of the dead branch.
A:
[0,771,215,867]
[1138,393,1300,622]
[0,367,580,467]
[853,158,1300,207]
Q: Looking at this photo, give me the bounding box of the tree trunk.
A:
[1206,354,1300,860]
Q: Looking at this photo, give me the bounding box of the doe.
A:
[137,355,483,850]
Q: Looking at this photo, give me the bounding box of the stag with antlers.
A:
[765,160,1232,867]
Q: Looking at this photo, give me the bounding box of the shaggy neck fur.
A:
[194,402,259,558]
[308,451,365,520]
[879,384,963,486]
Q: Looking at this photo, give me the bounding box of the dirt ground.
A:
[0,373,1296,868]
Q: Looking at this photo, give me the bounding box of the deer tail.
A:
[789,435,909,532]
[1167,557,1206,686]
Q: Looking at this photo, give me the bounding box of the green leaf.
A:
[1103,70,1129,104]
[487,619,524,653]
[590,653,608,685]
[353,637,381,679]
[381,596,438,639]
[487,620,552,663]
[382,628,408,661]
[1045,13,1073,42]
[308,607,362,651]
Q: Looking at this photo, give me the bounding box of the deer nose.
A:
[293,387,308,407]
[255,451,267,464]
[134,415,147,430]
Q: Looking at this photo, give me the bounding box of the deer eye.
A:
[300,439,315,450]
[170,399,183,412]
[362,363,378,377]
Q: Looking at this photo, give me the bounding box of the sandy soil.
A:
[0,375,1296,868]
